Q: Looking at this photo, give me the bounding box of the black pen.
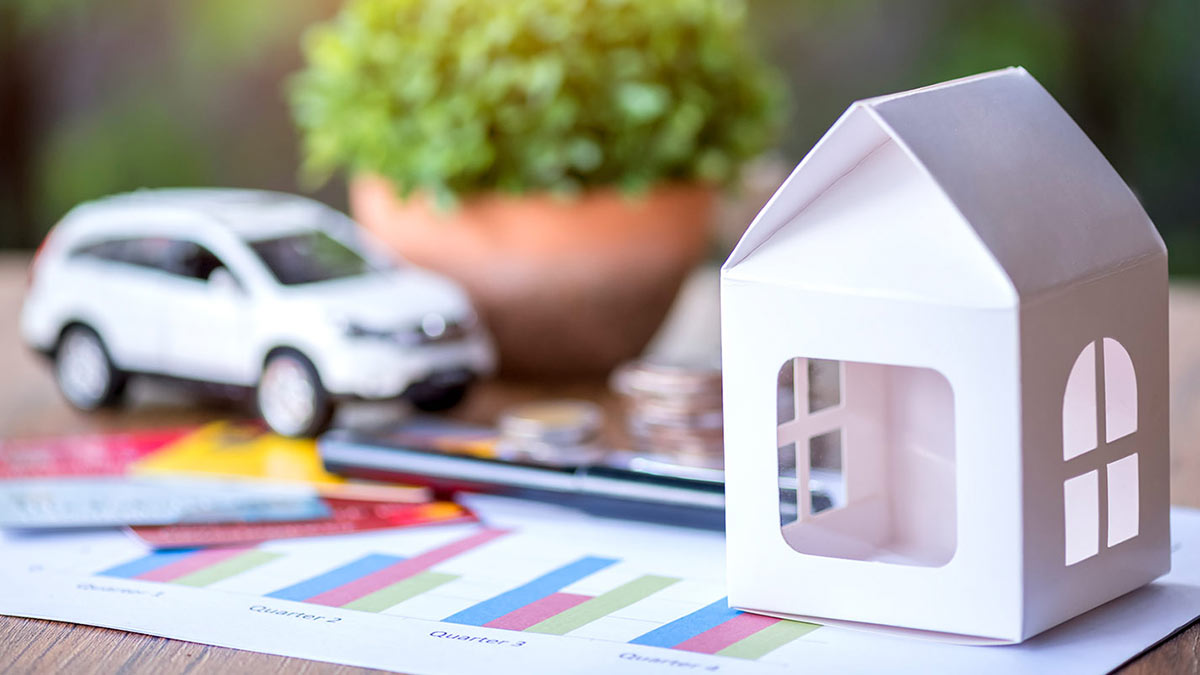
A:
[319,428,825,530]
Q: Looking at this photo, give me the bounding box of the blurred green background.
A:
[2,0,1197,272]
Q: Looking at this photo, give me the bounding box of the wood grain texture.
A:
[0,615,390,674]
[0,253,1196,674]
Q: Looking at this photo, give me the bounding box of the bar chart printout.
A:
[13,501,1200,675]
[99,526,819,661]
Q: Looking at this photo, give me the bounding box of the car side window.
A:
[162,240,234,283]
[73,237,231,283]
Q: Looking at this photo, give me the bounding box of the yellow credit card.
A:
[131,422,429,503]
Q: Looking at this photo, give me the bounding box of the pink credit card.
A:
[128,498,476,549]
[0,428,193,478]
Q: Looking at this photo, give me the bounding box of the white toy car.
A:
[21,188,495,437]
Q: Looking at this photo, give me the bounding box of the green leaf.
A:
[616,82,671,123]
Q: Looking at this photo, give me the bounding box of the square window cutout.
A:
[776,357,957,568]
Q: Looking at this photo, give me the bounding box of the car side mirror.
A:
[208,267,241,295]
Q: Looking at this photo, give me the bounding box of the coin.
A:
[497,399,605,464]
[611,359,725,467]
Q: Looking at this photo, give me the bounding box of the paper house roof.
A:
[725,67,1165,307]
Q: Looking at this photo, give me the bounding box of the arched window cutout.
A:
[1063,342,1098,461]
[1062,337,1140,565]
[1103,338,1138,443]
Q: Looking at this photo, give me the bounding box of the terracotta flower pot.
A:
[350,175,715,378]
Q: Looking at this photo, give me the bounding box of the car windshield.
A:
[248,230,380,286]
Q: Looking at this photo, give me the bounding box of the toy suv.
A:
[21,189,495,436]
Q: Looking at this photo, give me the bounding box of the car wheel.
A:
[54,325,126,411]
[409,382,469,412]
[257,350,334,437]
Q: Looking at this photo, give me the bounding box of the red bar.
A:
[307,529,509,607]
[135,547,251,583]
[484,593,591,631]
[674,613,780,654]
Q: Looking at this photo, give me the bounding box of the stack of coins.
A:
[496,399,606,465]
[610,360,724,468]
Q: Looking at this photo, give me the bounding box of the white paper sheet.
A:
[1,497,1197,674]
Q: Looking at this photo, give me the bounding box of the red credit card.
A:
[127,498,476,549]
[0,428,194,478]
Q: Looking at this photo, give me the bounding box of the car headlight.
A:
[340,314,478,346]
[343,322,394,340]
[344,321,431,347]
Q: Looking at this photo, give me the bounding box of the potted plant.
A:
[290,0,784,377]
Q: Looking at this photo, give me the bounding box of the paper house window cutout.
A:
[1062,338,1140,565]
[775,357,956,566]
[720,67,1170,643]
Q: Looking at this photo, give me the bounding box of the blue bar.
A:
[265,554,404,601]
[629,597,739,647]
[98,549,201,579]
[443,556,618,626]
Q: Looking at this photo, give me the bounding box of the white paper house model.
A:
[720,67,1169,644]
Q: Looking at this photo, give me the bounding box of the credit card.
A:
[0,428,193,478]
[127,498,475,548]
[0,477,330,528]
[132,422,429,503]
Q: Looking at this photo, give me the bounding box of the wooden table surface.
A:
[0,252,1197,674]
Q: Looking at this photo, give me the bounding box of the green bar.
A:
[342,572,459,613]
[172,551,283,588]
[716,620,820,660]
[526,575,678,635]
